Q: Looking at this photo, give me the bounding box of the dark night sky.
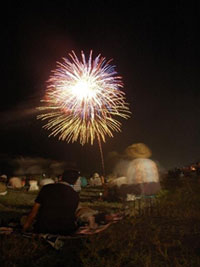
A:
[0,2,199,173]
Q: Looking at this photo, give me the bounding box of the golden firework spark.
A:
[37,50,131,145]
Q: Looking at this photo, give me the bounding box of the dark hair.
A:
[62,169,80,184]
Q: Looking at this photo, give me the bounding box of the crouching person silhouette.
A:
[23,169,80,235]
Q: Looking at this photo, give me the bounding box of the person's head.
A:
[125,143,152,159]
[93,172,100,178]
[62,169,80,185]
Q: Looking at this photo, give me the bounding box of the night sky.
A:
[1,2,199,173]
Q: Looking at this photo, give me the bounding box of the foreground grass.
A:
[0,177,200,266]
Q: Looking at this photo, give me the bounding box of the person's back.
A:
[23,168,80,235]
[126,158,160,195]
[127,158,159,184]
[35,182,79,234]
[39,178,55,187]
[8,177,23,189]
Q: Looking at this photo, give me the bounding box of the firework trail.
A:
[37,50,131,173]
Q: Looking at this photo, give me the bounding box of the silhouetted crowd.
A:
[168,161,200,178]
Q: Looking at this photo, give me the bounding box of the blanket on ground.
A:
[0,213,124,250]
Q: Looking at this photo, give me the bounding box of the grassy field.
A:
[0,176,200,267]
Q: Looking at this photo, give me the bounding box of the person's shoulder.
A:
[40,183,58,192]
[56,182,75,191]
[43,182,57,188]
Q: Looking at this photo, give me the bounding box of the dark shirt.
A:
[34,182,79,234]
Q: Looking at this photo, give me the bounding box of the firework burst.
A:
[37,50,131,145]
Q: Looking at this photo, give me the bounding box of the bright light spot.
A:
[72,79,97,100]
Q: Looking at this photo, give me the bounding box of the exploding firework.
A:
[37,50,131,145]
